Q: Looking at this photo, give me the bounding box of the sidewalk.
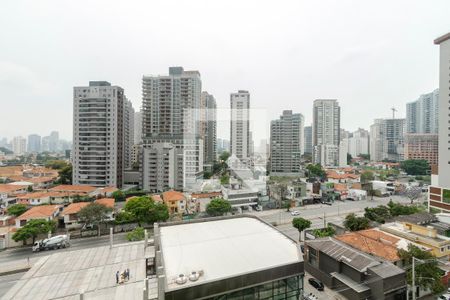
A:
[0,258,33,276]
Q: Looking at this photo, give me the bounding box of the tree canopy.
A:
[343,213,370,231]
[56,164,72,185]
[400,159,430,175]
[12,219,56,244]
[124,196,169,226]
[312,225,336,238]
[206,198,232,217]
[306,164,326,178]
[78,202,112,230]
[111,190,126,202]
[126,227,145,241]
[360,171,374,184]
[7,204,28,217]
[292,217,311,241]
[398,244,445,294]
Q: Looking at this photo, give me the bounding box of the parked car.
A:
[308,278,324,291]
[438,294,450,300]
[291,211,300,216]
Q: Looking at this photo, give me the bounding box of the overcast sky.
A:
[1,0,449,144]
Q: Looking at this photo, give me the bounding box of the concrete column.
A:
[110,227,113,249]
[157,275,165,300]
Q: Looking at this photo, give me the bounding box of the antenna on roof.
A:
[391,107,397,119]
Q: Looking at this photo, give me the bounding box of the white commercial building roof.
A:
[160,217,302,291]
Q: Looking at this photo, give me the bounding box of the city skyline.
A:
[2,1,450,142]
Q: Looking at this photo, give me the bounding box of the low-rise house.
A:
[16,191,86,205]
[326,172,360,184]
[305,237,406,300]
[61,202,90,228]
[0,215,15,227]
[15,205,62,228]
[162,191,186,214]
[94,198,115,220]
[222,183,258,209]
[190,192,222,213]
[7,176,55,189]
[97,187,119,198]
[49,185,98,196]
[380,222,450,258]
[0,184,29,208]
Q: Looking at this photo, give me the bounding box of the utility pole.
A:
[412,257,415,300]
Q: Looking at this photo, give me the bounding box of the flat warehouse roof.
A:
[159,217,302,291]
[2,242,155,300]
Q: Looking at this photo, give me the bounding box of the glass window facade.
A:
[205,275,303,300]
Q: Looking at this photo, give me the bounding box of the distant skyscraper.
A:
[41,136,50,152]
[312,99,340,166]
[124,99,135,169]
[348,128,369,157]
[230,90,250,161]
[304,126,312,155]
[134,110,142,145]
[270,110,304,175]
[370,118,406,162]
[141,67,203,192]
[73,81,132,188]
[406,89,439,134]
[49,131,59,152]
[200,92,217,169]
[404,133,438,165]
[12,136,26,155]
[217,138,230,154]
[27,134,41,153]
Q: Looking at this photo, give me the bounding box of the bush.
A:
[115,211,137,224]
[126,227,145,241]
[313,225,336,238]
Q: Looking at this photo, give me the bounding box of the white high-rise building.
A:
[12,136,26,155]
[406,89,439,134]
[348,128,369,158]
[141,67,203,192]
[27,134,41,153]
[370,118,405,162]
[134,110,142,145]
[312,99,340,166]
[124,99,135,169]
[73,81,132,188]
[230,90,250,161]
[435,33,450,188]
[200,92,217,169]
[304,126,313,155]
[49,131,59,152]
[270,110,304,175]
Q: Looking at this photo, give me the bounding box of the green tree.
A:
[45,160,69,170]
[57,164,72,184]
[219,151,230,162]
[124,196,169,226]
[313,225,336,238]
[7,204,28,217]
[400,159,430,176]
[78,203,112,235]
[112,190,126,202]
[114,211,136,224]
[306,164,326,178]
[398,244,445,295]
[358,154,370,160]
[27,185,33,192]
[292,217,311,241]
[344,213,370,231]
[360,171,374,184]
[12,219,56,245]
[347,153,353,165]
[387,200,421,216]
[206,198,232,217]
[203,171,212,179]
[220,174,230,185]
[364,205,391,224]
[126,227,145,241]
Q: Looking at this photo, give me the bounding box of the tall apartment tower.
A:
[12,136,26,155]
[200,92,217,170]
[406,89,439,134]
[141,67,203,192]
[49,131,59,152]
[348,128,369,157]
[303,126,313,155]
[27,134,41,153]
[369,118,406,162]
[230,90,250,161]
[134,110,143,145]
[312,99,340,166]
[123,99,135,169]
[73,81,132,188]
[270,110,304,175]
[435,34,450,188]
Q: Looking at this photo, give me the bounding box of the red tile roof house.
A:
[15,205,62,228]
[16,191,86,206]
[190,192,222,213]
[0,184,30,208]
[49,185,99,196]
[61,199,116,229]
